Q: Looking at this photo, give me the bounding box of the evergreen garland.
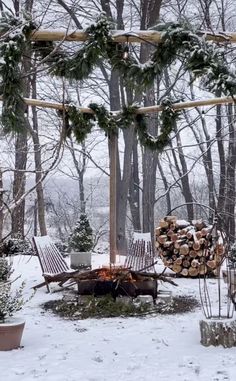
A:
[0,12,35,133]
[41,16,236,96]
[29,15,236,149]
[1,13,236,149]
[63,100,178,151]
[136,99,180,150]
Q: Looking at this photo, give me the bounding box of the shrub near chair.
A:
[0,257,25,351]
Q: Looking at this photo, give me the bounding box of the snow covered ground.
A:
[1,254,236,381]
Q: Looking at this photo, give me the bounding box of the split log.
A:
[207,260,216,269]
[179,244,189,255]
[158,235,168,244]
[188,267,199,277]
[199,264,208,275]
[167,229,174,237]
[175,220,190,228]
[164,215,177,223]
[191,259,199,268]
[182,259,190,268]
[163,241,173,248]
[159,220,169,229]
[192,219,207,230]
[175,256,183,265]
[181,268,189,276]
[195,231,202,240]
[171,233,178,242]
[189,250,198,258]
[172,263,182,273]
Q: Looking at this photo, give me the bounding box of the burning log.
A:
[43,266,177,302]
[155,216,225,277]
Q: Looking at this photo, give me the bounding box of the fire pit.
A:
[76,267,158,303]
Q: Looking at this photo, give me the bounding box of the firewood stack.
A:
[155,216,225,277]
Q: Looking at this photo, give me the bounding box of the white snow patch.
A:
[1,254,236,381]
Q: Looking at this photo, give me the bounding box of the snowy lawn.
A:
[0,254,236,381]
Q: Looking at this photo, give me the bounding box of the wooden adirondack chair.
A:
[32,235,72,292]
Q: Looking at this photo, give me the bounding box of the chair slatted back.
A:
[33,236,68,275]
[124,239,155,272]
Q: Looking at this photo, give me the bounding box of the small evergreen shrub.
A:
[228,243,236,268]
[1,237,33,256]
[0,258,12,282]
[0,257,25,323]
[68,213,94,252]
[0,282,25,322]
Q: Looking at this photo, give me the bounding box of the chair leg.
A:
[33,279,50,292]
[33,281,48,290]
[46,282,50,293]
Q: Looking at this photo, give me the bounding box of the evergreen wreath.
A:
[0,13,236,150]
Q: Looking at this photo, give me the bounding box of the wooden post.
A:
[109,134,117,264]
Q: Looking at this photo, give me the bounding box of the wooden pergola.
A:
[1,27,235,264]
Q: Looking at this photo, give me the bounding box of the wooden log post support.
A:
[109,134,117,264]
[200,320,236,348]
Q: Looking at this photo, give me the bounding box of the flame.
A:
[96,267,135,282]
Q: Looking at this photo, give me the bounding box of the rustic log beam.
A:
[1,94,236,115]
[28,29,236,43]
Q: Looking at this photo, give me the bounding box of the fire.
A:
[96,267,134,282]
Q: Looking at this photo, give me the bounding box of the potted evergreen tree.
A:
[0,257,25,351]
[68,214,94,269]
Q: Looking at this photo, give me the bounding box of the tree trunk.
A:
[128,137,141,232]
[175,129,194,221]
[156,157,171,214]
[141,0,162,240]
[31,71,47,236]
[11,132,27,238]
[11,1,32,238]
[216,99,226,217]
[224,104,236,242]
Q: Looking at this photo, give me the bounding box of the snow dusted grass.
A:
[1,254,236,381]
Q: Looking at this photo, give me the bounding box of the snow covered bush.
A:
[0,257,25,323]
[0,257,12,282]
[2,237,33,256]
[228,243,236,268]
[0,282,25,323]
[68,213,94,252]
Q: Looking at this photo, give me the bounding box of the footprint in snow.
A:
[212,370,229,381]
[92,356,103,363]
[179,356,200,375]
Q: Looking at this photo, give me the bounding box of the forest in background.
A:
[0,0,236,255]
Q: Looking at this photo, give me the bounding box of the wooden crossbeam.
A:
[0,94,235,114]
[29,29,236,44]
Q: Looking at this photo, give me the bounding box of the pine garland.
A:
[31,15,236,149]
[1,13,236,150]
[42,17,236,96]
[0,12,35,133]
[136,99,180,150]
[63,100,179,151]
